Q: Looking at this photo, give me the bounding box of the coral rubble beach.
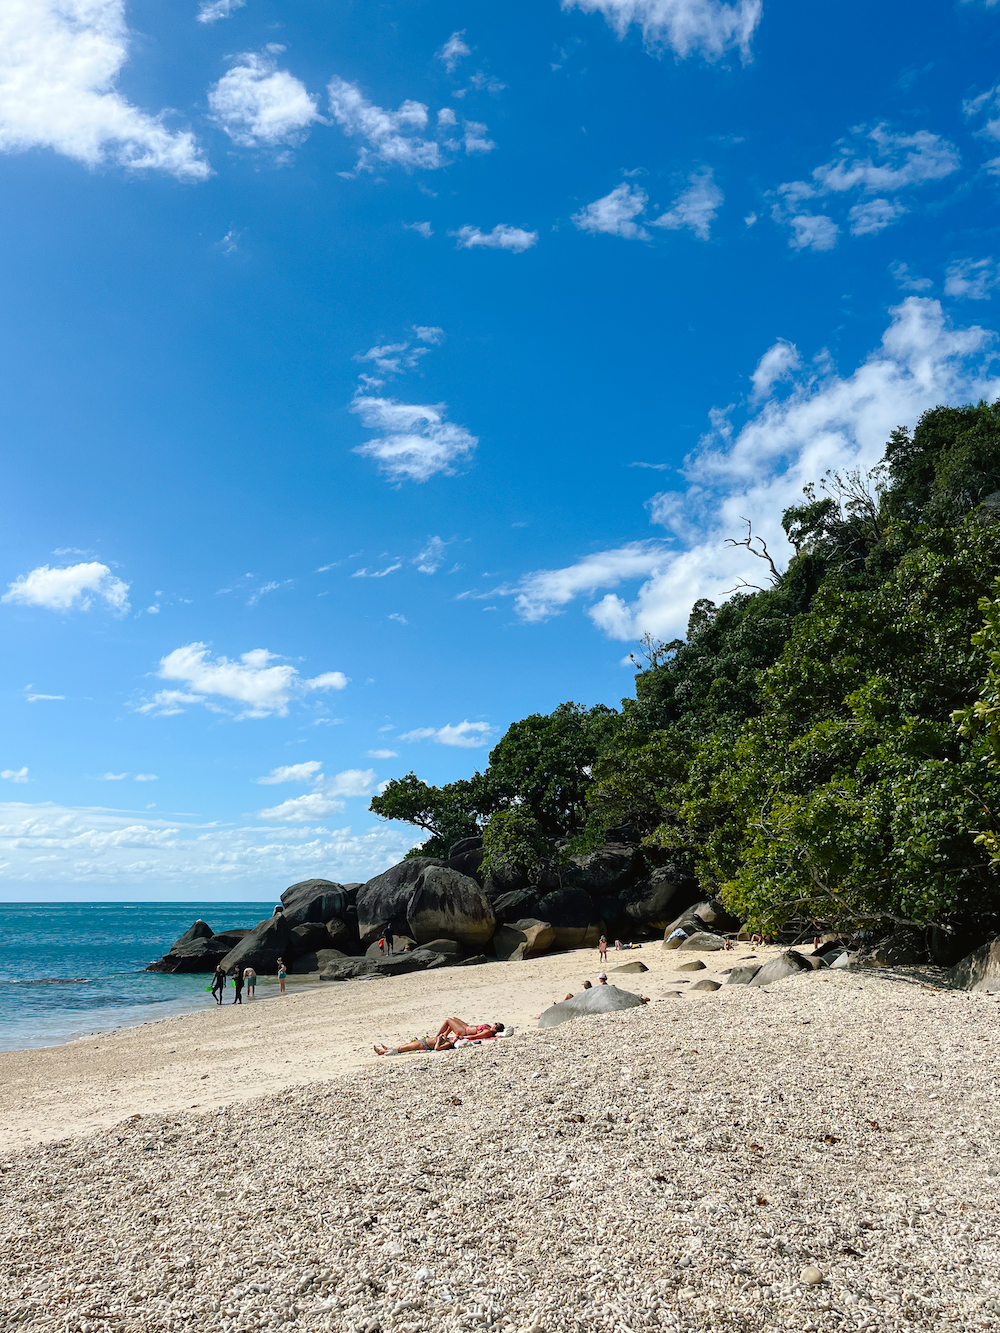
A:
[1,950,1000,1332]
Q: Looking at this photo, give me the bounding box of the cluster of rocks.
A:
[148,836,708,979]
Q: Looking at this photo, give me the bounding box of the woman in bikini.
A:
[433,1017,503,1042]
[374,1033,457,1056]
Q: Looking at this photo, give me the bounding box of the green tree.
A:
[480,807,550,882]
[368,772,485,859]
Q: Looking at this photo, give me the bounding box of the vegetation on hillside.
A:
[371,401,1000,938]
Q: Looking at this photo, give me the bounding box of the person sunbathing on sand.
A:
[374,1034,456,1056]
[434,1017,503,1041]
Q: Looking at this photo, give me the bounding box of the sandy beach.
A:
[2,944,1000,1332]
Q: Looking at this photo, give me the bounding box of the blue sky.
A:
[2,0,1000,898]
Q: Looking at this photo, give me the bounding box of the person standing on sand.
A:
[277,958,287,994]
[210,965,226,1005]
[232,967,244,1004]
[598,935,608,962]
[243,966,256,997]
[384,924,394,956]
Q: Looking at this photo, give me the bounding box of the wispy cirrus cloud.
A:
[563,0,762,62]
[0,0,210,180]
[2,562,130,615]
[197,0,246,22]
[350,397,477,483]
[139,644,348,718]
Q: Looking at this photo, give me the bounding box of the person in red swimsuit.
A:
[434,1017,503,1042]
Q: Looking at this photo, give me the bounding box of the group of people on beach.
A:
[210,958,289,1005]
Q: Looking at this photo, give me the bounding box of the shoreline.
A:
[0,940,769,1153]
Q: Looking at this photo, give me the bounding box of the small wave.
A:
[12,977,92,986]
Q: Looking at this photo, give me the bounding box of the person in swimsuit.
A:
[433,1017,503,1042]
[373,1033,456,1056]
[277,958,287,994]
[598,935,608,962]
[210,965,226,1005]
[243,966,257,996]
[232,967,244,1004]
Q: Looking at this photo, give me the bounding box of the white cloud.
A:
[255,768,377,822]
[651,166,722,239]
[438,107,458,128]
[462,120,495,154]
[848,198,907,236]
[208,51,320,148]
[146,604,160,614]
[139,644,348,718]
[415,536,448,573]
[368,748,398,759]
[0,0,210,180]
[352,563,402,578]
[436,31,471,72]
[350,396,477,483]
[944,257,1000,301]
[328,77,445,173]
[572,183,649,240]
[256,761,324,785]
[750,338,800,402]
[507,298,1000,639]
[452,224,537,252]
[563,0,762,61]
[413,325,444,344]
[388,612,408,625]
[399,721,493,748]
[889,261,933,292]
[197,0,245,21]
[0,800,421,891]
[405,221,433,238]
[1,768,28,784]
[354,340,430,377]
[963,82,1000,170]
[784,213,839,252]
[26,693,64,703]
[99,772,128,781]
[2,562,130,614]
[134,774,158,782]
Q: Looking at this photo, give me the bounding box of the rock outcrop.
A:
[538,984,645,1029]
[619,866,697,931]
[747,949,813,988]
[146,922,252,974]
[356,858,444,947]
[219,915,295,975]
[405,866,496,948]
[492,919,554,962]
[946,939,1000,992]
[280,879,354,929]
[535,888,604,950]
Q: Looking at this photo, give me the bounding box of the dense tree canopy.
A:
[372,400,1000,937]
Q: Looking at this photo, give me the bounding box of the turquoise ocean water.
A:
[0,902,273,1051]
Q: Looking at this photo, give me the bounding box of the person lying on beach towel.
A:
[434,1017,503,1042]
[374,1034,456,1056]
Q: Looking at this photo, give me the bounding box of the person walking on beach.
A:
[232,967,244,1004]
[243,966,256,997]
[383,924,394,956]
[210,965,226,1005]
[598,935,608,963]
[277,958,287,994]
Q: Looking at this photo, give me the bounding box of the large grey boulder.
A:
[725,964,762,985]
[219,914,295,975]
[619,867,696,931]
[747,949,813,988]
[175,919,214,946]
[280,879,353,929]
[535,888,604,950]
[405,866,496,948]
[611,960,648,973]
[291,948,349,974]
[492,919,554,961]
[446,837,485,883]
[946,939,1000,992]
[858,928,927,968]
[677,932,726,952]
[289,922,331,956]
[318,944,454,982]
[538,984,645,1029]
[490,888,543,924]
[563,844,639,894]
[146,920,252,973]
[356,858,444,947]
[664,899,740,944]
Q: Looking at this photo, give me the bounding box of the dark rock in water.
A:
[491,888,543,924]
[619,866,697,931]
[748,949,813,987]
[534,887,604,950]
[280,879,352,929]
[219,914,294,975]
[946,939,1000,992]
[538,984,645,1028]
[677,932,726,952]
[174,919,214,947]
[563,844,639,894]
[209,929,249,950]
[146,919,251,973]
[356,858,443,947]
[610,960,648,973]
[405,866,496,948]
[290,948,349,974]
